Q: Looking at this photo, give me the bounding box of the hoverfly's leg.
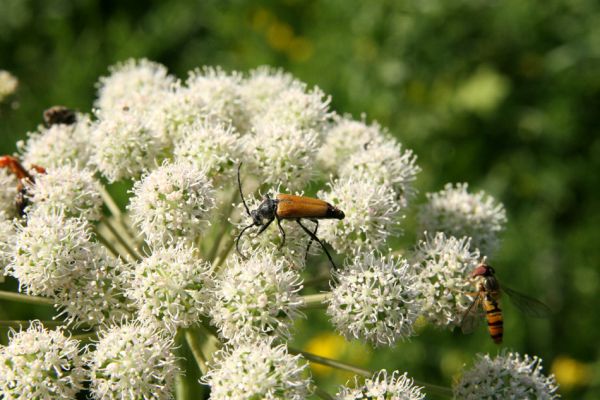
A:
[297,219,336,269]
[275,216,286,249]
[304,219,318,261]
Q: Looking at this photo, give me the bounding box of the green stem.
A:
[207,189,238,262]
[303,274,331,288]
[94,228,122,258]
[301,293,331,309]
[314,386,335,400]
[212,235,235,269]
[72,331,99,342]
[98,185,122,219]
[102,217,141,261]
[0,320,63,328]
[185,329,209,375]
[290,348,453,398]
[0,290,54,306]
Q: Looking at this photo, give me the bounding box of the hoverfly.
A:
[460,263,552,344]
[235,163,345,269]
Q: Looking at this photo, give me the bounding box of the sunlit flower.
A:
[419,183,506,255]
[209,251,304,342]
[204,339,311,400]
[127,244,210,331]
[411,232,480,329]
[128,161,216,246]
[327,252,420,346]
[0,70,18,102]
[0,168,18,218]
[0,321,85,400]
[88,321,179,400]
[454,352,560,399]
[0,212,15,273]
[241,66,295,117]
[336,369,425,400]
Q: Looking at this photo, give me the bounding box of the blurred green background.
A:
[1,0,599,398]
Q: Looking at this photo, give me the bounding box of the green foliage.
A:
[1,1,598,398]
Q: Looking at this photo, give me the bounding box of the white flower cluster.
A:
[126,244,211,331]
[454,352,560,399]
[204,339,311,400]
[0,168,18,218]
[336,369,425,400]
[88,322,180,400]
[419,183,506,255]
[0,322,86,400]
[327,252,420,346]
[209,252,304,342]
[411,232,480,329]
[128,161,216,246]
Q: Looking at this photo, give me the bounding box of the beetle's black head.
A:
[250,195,278,226]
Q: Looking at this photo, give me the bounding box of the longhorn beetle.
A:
[235,164,345,269]
[0,155,46,216]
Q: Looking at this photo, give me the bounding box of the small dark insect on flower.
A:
[43,105,77,127]
[0,155,45,216]
[236,163,345,269]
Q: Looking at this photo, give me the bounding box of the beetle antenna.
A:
[237,163,251,217]
[235,223,255,260]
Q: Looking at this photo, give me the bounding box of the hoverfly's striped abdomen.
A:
[276,194,345,220]
[483,294,503,344]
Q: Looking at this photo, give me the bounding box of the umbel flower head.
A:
[0,211,15,272]
[209,251,304,342]
[128,161,216,246]
[336,369,425,400]
[203,339,311,400]
[17,113,94,169]
[419,183,507,255]
[7,212,95,297]
[0,321,86,400]
[0,168,18,217]
[327,251,421,346]
[453,351,560,399]
[126,244,211,331]
[25,164,102,221]
[88,321,179,400]
[411,232,480,329]
[319,176,402,254]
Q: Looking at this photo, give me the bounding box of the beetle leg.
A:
[297,219,336,269]
[304,219,318,261]
[275,216,286,249]
[255,218,274,236]
[235,224,256,260]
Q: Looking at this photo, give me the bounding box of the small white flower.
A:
[336,369,425,400]
[54,249,132,327]
[0,168,18,218]
[339,137,420,206]
[204,339,311,400]
[95,58,176,113]
[411,232,480,329]
[317,116,386,174]
[186,66,249,132]
[209,251,304,342]
[454,351,560,399]
[88,322,179,400]
[0,70,18,101]
[327,252,420,346]
[8,212,95,297]
[92,108,166,182]
[128,161,216,246]
[419,183,507,255]
[25,164,103,220]
[173,120,243,183]
[243,119,320,190]
[17,114,94,169]
[318,177,402,254]
[0,321,85,400]
[241,66,295,117]
[127,244,210,331]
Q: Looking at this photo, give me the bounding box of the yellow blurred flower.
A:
[551,355,592,390]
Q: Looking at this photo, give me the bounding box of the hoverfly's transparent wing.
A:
[460,295,483,334]
[503,286,552,318]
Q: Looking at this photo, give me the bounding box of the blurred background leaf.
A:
[1,0,599,398]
